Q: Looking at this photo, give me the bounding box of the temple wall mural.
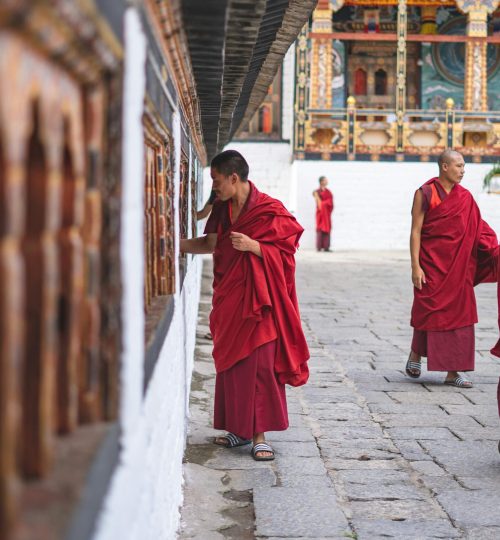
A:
[293,0,500,163]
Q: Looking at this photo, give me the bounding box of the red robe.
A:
[315,188,334,233]
[209,183,310,386]
[411,179,499,354]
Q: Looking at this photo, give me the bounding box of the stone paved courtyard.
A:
[179,251,500,539]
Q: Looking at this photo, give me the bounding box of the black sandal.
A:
[214,433,251,448]
[405,353,421,379]
[251,442,275,461]
[444,375,473,388]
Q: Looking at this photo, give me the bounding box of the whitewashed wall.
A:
[209,145,499,252]
[292,161,500,251]
[219,141,293,206]
[93,8,201,540]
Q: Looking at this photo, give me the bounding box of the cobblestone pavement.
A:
[179,251,500,539]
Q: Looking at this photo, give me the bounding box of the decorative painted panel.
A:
[143,118,176,308]
[0,24,119,538]
[332,41,346,107]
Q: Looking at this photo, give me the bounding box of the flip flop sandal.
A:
[251,442,275,462]
[405,354,421,379]
[444,375,473,388]
[214,433,251,448]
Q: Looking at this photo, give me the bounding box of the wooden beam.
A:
[309,32,500,43]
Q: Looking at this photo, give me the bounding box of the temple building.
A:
[296,0,500,162]
[228,0,500,251]
[0,1,315,539]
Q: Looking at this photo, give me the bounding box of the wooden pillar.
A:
[465,10,488,111]
[56,105,85,435]
[396,0,407,153]
[80,86,104,423]
[445,98,455,148]
[346,95,356,159]
[0,140,24,539]
[21,99,60,478]
[457,0,500,111]
[293,24,309,156]
[310,2,333,110]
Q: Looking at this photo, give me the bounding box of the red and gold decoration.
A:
[295,0,500,162]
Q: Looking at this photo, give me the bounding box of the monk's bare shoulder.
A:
[412,188,423,209]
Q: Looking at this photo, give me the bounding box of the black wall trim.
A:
[95,0,126,43]
[144,296,176,392]
[65,423,121,540]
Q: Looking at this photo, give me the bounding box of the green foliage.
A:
[483,162,500,192]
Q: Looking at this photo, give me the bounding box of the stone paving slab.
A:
[352,519,461,539]
[253,487,350,538]
[437,490,500,527]
[180,252,500,539]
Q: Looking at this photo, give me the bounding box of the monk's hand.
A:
[230,232,262,257]
[230,232,254,251]
[412,266,426,290]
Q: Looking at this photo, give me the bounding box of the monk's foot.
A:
[444,373,473,388]
[214,433,252,448]
[251,442,275,461]
[405,352,421,378]
[252,434,274,460]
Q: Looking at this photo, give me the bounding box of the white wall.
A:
[94,267,201,540]
[218,141,293,207]
[93,8,201,540]
[292,160,500,251]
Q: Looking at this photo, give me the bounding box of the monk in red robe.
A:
[313,176,334,252]
[180,150,309,460]
[407,150,499,388]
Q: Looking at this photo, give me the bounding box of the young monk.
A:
[313,176,334,252]
[407,150,499,388]
[180,150,309,460]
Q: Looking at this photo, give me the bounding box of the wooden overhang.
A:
[181,0,317,159]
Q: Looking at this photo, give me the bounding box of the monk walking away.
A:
[407,150,499,388]
[180,150,310,461]
[313,176,334,252]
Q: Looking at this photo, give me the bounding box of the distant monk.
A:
[180,150,309,461]
[313,176,334,252]
[407,150,499,388]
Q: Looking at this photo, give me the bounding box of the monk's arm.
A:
[180,233,217,254]
[313,190,321,209]
[196,202,214,220]
[410,190,426,290]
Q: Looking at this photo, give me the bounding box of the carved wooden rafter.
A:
[145,0,206,163]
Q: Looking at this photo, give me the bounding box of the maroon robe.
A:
[205,182,309,437]
[411,178,498,371]
[315,188,334,233]
[315,188,334,251]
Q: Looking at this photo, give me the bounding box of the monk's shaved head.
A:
[438,149,463,170]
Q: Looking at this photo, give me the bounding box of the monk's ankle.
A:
[409,351,421,362]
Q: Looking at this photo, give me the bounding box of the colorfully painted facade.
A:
[294,0,500,162]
